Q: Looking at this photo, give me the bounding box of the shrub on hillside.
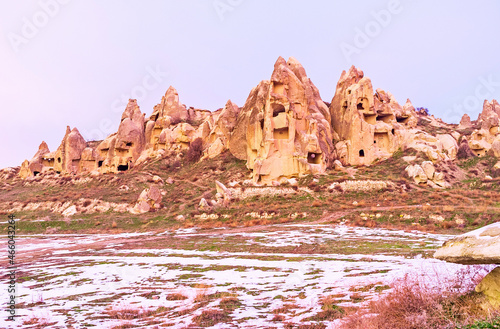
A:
[186,138,204,163]
[340,266,498,329]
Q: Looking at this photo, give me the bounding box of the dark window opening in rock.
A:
[260,119,264,131]
[272,104,286,117]
[348,90,351,95]
[374,140,376,144]
[117,164,129,172]
[342,101,348,111]
[357,103,364,110]
[274,127,289,139]
[307,152,322,164]
[359,150,365,157]
[56,171,61,174]
[396,117,409,124]
[33,171,40,176]
[391,129,395,134]
[57,157,61,163]
[98,161,103,168]
[126,142,133,147]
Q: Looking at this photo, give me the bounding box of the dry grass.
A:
[166,293,188,301]
[192,309,230,327]
[105,304,156,320]
[340,266,499,329]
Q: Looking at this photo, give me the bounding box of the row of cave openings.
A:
[342,98,411,125]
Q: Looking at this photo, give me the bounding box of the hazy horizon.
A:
[1,0,500,169]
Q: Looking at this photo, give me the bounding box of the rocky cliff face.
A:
[329,66,415,166]
[468,100,500,157]
[16,57,500,186]
[230,57,335,184]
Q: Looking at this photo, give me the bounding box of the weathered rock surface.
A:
[130,185,162,214]
[99,100,146,173]
[434,221,500,264]
[205,100,240,159]
[475,266,500,308]
[329,66,413,166]
[468,100,500,156]
[230,56,334,184]
[16,59,500,183]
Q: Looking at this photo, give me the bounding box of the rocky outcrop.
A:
[458,113,472,129]
[229,57,334,184]
[98,100,146,173]
[405,161,450,188]
[329,66,411,166]
[27,141,51,176]
[469,100,500,156]
[130,185,162,214]
[434,221,500,264]
[435,222,500,309]
[17,58,499,182]
[475,267,500,308]
[54,127,87,174]
[205,100,240,159]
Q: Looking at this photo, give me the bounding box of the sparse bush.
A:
[166,293,188,301]
[186,138,204,163]
[192,309,230,327]
[416,107,430,116]
[340,267,498,329]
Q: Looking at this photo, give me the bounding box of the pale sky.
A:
[1,0,500,169]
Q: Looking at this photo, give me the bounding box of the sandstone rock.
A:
[130,185,162,214]
[330,66,405,166]
[54,127,87,174]
[405,164,427,184]
[437,134,458,160]
[101,100,146,173]
[199,198,210,210]
[475,267,500,308]
[421,161,435,180]
[491,139,500,157]
[205,100,240,158]
[19,160,32,179]
[62,205,78,217]
[434,221,500,264]
[458,114,472,129]
[27,141,51,176]
[230,57,334,184]
[152,175,163,183]
[468,100,500,157]
[333,160,344,171]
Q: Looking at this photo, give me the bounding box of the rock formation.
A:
[15,57,500,184]
[98,100,146,173]
[54,127,87,174]
[329,66,414,166]
[130,185,162,214]
[204,100,240,159]
[434,222,500,308]
[468,100,500,157]
[27,141,51,176]
[434,221,500,264]
[229,56,335,184]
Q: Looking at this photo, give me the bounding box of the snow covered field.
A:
[3,224,469,328]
